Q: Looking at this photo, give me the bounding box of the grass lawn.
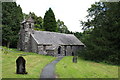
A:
[56,56,119,78]
[1,47,56,78]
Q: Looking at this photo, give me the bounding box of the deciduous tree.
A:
[79,2,120,65]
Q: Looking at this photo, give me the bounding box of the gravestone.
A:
[16,56,27,74]
[72,56,77,63]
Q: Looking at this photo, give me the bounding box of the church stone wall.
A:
[66,46,71,56]
[55,45,84,56]
[18,16,85,56]
[72,45,84,56]
[72,46,79,56]
[31,35,38,53]
[60,46,64,56]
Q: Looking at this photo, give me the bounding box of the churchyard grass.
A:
[2,47,56,78]
[56,56,119,78]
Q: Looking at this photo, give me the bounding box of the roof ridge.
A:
[35,31,74,36]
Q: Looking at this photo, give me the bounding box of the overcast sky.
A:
[16,0,100,32]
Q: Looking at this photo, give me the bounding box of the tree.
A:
[57,19,70,33]
[29,12,43,30]
[43,8,57,32]
[79,2,120,65]
[2,2,23,48]
[23,12,44,31]
[73,32,83,40]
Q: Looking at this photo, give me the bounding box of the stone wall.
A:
[31,35,38,53]
[60,46,64,56]
[55,45,84,56]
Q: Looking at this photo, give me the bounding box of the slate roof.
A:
[31,31,84,46]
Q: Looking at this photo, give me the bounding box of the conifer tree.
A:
[2,2,23,48]
[43,8,57,32]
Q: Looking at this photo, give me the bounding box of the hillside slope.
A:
[1,47,56,78]
[56,56,119,78]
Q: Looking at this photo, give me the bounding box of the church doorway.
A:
[58,46,61,55]
[64,46,67,56]
[72,52,74,56]
[65,50,66,56]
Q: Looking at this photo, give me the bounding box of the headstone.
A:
[72,56,77,63]
[16,56,27,74]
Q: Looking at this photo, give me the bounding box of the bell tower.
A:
[18,15,34,52]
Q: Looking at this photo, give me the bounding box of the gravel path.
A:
[40,56,63,78]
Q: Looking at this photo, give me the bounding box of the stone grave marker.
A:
[16,56,27,74]
[72,56,77,63]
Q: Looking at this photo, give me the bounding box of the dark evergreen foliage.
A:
[57,19,70,34]
[79,2,120,65]
[29,12,43,30]
[43,8,57,32]
[2,2,23,48]
[23,12,44,31]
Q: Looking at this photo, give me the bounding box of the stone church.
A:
[17,16,84,56]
